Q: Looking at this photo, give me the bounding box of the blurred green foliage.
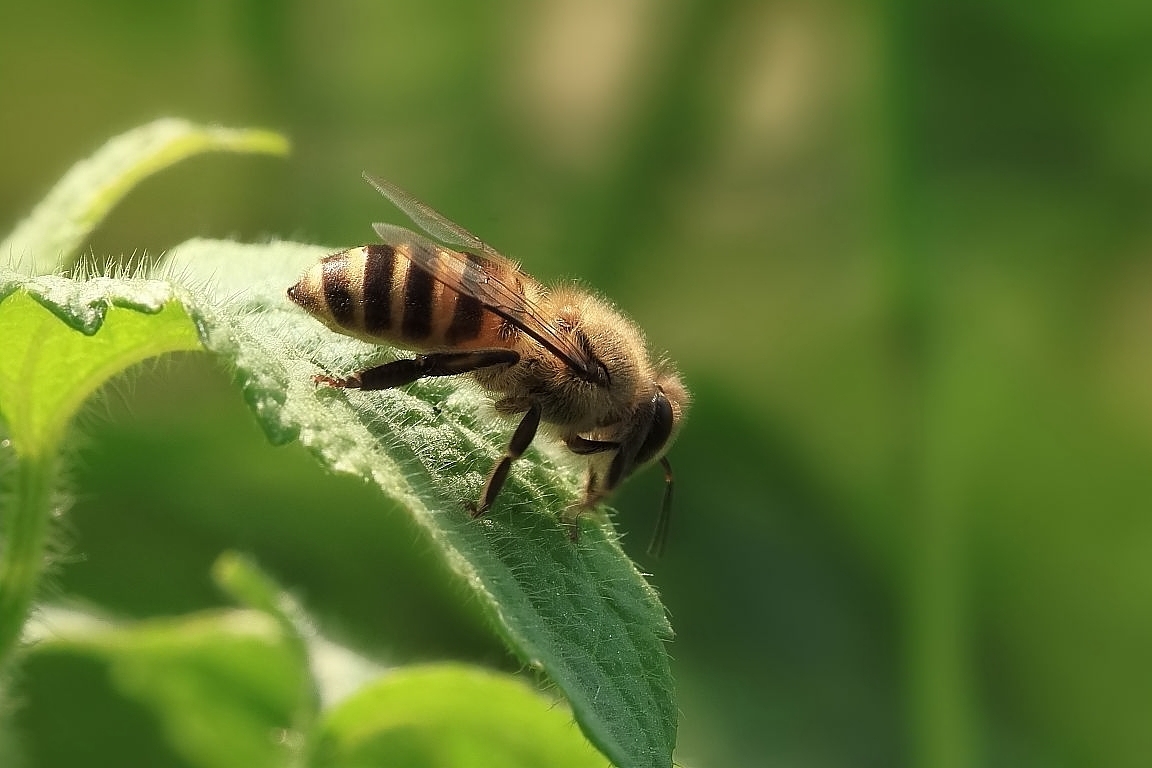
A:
[2,1,1152,767]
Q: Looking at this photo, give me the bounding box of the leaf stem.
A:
[878,3,973,767]
[0,447,59,667]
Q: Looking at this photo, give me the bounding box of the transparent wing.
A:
[363,172,506,263]
[370,221,607,385]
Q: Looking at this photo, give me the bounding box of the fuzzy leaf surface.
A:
[167,237,677,768]
[0,273,202,456]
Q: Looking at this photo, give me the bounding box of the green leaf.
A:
[210,552,323,728]
[307,663,610,768]
[0,274,203,665]
[24,606,311,768]
[0,275,202,457]
[0,117,289,275]
[166,237,677,768]
[210,551,391,729]
[213,550,314,640]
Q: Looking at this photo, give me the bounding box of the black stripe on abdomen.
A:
[445,293,483,344]
[445,252,485,343]
[322,258,355,326]
[401,263,435,339]
[362,244,395,333]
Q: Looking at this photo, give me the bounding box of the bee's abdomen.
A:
[288,244,510,351]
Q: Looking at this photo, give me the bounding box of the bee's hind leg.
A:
[316,349,519,390]
[469,401,542,518]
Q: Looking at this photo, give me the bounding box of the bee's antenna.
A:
[648,457,674,557]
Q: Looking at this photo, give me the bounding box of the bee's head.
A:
[594,366,688,556]
[635,368,688,469]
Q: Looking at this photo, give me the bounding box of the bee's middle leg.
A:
[317,349,520,390]
[469,401,542,517]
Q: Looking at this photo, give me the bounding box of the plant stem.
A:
[877,3,973,767]
[0,447,58,668]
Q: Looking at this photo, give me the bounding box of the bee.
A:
[287,173,688,554]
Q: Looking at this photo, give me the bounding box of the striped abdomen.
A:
[288,244,514,351]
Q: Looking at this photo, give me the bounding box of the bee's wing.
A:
[364,172,507,264]
[371,222,607,385]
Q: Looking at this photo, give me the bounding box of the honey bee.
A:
[287,173,688,554]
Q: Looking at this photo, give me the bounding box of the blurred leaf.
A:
[208,551,391,723]
[213,550,314,640]
[25,606,310,768]
[0,118,289,275]
[307,663,609,768]
[211,552,324,733]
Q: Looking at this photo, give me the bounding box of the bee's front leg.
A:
[316,349,519,390]
[564,435,618,455]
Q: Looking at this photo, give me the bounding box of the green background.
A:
[4,2,1152,767]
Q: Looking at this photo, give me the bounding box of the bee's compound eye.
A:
[635,388,674,466]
